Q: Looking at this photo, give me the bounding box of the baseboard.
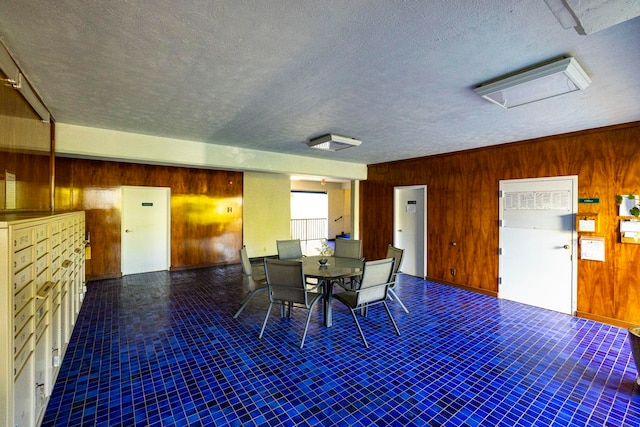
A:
[575,311,637,329]
[86,272,122,282]
[428,280,635,329]
[426,276,498,298]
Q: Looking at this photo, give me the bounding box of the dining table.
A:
[299,255,364,327]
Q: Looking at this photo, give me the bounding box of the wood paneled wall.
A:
[0,71,51,211]
[55,157,243,280]
[362,122,640,327]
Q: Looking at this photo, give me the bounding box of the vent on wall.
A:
[307,134,362,152]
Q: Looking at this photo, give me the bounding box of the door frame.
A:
[498,175,578,314]
[121,185,171,275]
[393,185,427,278]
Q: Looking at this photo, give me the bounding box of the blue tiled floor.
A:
[42,265,640,426]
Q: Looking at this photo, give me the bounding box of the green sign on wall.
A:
[578,198,600,204]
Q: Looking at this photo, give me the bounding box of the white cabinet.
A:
[0,211,85,427]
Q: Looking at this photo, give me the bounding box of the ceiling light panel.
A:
[474,57,591,109]
[307,134,362,151]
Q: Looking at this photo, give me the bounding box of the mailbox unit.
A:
[0,211,86,427]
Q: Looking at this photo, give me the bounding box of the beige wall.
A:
[243,171,291,258]
[56,123,367,180]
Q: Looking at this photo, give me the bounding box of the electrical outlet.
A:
[450,268,456,276]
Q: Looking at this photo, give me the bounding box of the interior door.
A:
[499,176,577,314]
[393,185,427,278]
[121,186,171,275]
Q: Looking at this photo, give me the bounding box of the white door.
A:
[121,186,171,275]
[393,185,427,278]
[499,176,577,314]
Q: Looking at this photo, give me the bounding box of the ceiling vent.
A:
[307,134,362,152]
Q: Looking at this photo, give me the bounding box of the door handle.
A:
[125,229,133,233]
[563,244,570,249]
[397,229,402,232]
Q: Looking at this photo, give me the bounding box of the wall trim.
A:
[576,311,636,330]
[426,276,499,298]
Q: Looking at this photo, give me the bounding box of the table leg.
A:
[324,279,333,327]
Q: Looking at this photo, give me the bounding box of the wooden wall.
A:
[0,70,51,211]
[55,157,243,280]
[362,122,640,328]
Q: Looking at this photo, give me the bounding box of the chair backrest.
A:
[385,245,404,276]
[276,239,303,259]
[334,239,362,259]
[264,258,309,306]
[357,258,395,306]
[239,245,253,276]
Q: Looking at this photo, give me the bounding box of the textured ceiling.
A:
[0,0,639,165]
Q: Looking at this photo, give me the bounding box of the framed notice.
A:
[5,171,16,209]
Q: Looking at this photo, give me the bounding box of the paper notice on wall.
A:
[504,190,570,210]
[620,220,640,233]
[578,219,596,232]
[5,171,16,209]
[580,236,605,262]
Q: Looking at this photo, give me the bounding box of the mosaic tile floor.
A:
[42,265,640,426]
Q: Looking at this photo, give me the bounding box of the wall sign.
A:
[578,198,600,204]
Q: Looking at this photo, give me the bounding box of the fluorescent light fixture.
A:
[474,57,591,109]
[307,134,362,151]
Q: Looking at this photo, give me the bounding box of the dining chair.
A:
[233,246,268,319]
[385,244,409,313]
[276,239,304,259]
[276,238,321,291]
[332,258,400,348]
[334,239,363,289]
[334,238,362,259]
[259,258,323,348]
